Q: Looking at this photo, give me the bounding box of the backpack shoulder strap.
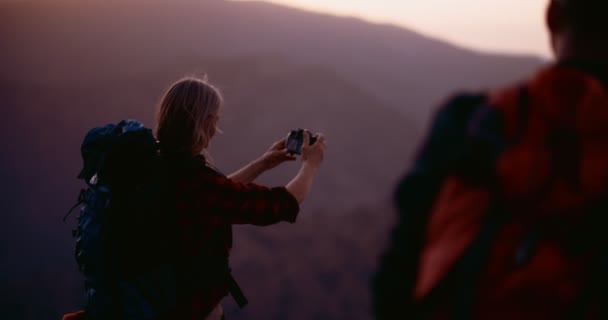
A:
[417,84,531,318]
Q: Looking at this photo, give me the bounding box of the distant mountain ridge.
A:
[0,0,543,119]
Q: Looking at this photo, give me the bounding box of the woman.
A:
[155,76,326,319]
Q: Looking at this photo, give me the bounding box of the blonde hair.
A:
[155,76,223,156]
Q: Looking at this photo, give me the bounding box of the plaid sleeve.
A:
[180,170,300,226]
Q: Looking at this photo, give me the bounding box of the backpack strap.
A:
[417,85,530,319]
[63,189,87,222]
[415,203,509,320]
[453,85,531,318]
[451,205,509,319]
[227,271,248,308]
[514,85,531,141]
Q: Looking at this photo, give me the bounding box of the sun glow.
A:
[232,0,550,58]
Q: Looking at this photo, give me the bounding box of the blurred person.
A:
[63,77,326,320]
[373,0,608,319]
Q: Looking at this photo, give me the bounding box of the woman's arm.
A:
[228,138,296,183]
[285,162,319,203]
[178,133,326,226]
[179,171,301,226]
[227,157,267,184]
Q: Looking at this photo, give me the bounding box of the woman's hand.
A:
[286,132,326,203]
[301,132,326,168]
[260,138,297,171]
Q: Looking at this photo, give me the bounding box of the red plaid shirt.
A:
[168,156,300,319]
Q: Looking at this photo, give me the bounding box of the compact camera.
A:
[285,129,318,155]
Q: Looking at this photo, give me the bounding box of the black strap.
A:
[227,272,248,308]
[178,259,248,309]
[417,86,531,318]
[416,203,509,320]
[515,85,531,141]
[452,205,509,319]
[449,86,530,318]
[63,189,87,222]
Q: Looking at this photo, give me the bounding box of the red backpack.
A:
[413,66,608,320]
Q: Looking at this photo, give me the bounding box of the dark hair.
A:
[559,0,608,34]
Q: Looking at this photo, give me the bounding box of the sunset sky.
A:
[233,0,551,58]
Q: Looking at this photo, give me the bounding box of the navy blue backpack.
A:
[65,120,177,320]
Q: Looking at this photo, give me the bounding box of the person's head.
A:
[547,0,608,62]
[155,76,223,156]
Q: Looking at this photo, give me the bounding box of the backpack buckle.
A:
[89,174,99,186]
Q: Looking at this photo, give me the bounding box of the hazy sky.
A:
[234,0,551,58]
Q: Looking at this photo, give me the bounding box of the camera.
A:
[285,129,317,155]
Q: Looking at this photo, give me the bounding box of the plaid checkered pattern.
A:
[169,156,300,319]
